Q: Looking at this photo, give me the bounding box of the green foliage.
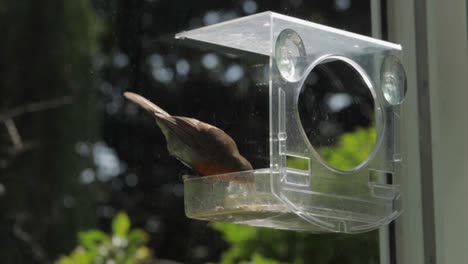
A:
[212,222,378,264]
[287,127,376,195]
[241,254,285,264]
[287,127,376,172]
[56,212,152,264]
[212,127,380,264]
[319,127,377,171]
[112,212,131,237]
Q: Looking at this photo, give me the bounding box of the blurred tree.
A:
[0,0,102,262]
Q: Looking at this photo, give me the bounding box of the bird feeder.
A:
[177,12,406,233]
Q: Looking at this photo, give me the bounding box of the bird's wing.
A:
[156,115,239,158]
[124,92,170,117]
[159,117,213,152]
[175,116,240,156]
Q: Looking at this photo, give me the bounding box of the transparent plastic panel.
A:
[176,12,401,56]
[176,12,273,55]
[179,12,406,233]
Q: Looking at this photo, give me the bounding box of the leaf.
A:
[112,211,131,237]
[56,211,154,263]
[55,247,95,264]
[210,223,258,243]
[135,246,151,261]
[250,254,283,264]
[128,229,149,246]
[78,230,110,250]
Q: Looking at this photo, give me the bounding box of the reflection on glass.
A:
[298,59,377,171]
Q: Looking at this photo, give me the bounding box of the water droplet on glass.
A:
[381,56,407,105]
[275,29,306,82]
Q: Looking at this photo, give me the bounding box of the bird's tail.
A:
[123,92,170,117]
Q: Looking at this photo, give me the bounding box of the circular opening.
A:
[298,57,380,172]
[275,29,306,82]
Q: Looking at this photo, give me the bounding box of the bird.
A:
[123,92,254,184]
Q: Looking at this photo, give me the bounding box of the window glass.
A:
[0,0,379,263]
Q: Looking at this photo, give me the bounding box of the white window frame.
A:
[385,0,468,263]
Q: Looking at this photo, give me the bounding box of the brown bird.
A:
[124,92,253,183]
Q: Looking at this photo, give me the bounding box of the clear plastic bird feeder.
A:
[177,12,406,233]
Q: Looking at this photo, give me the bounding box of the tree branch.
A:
[0,96,73,122]
[13,213,48,263]
[4,119,23,151]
